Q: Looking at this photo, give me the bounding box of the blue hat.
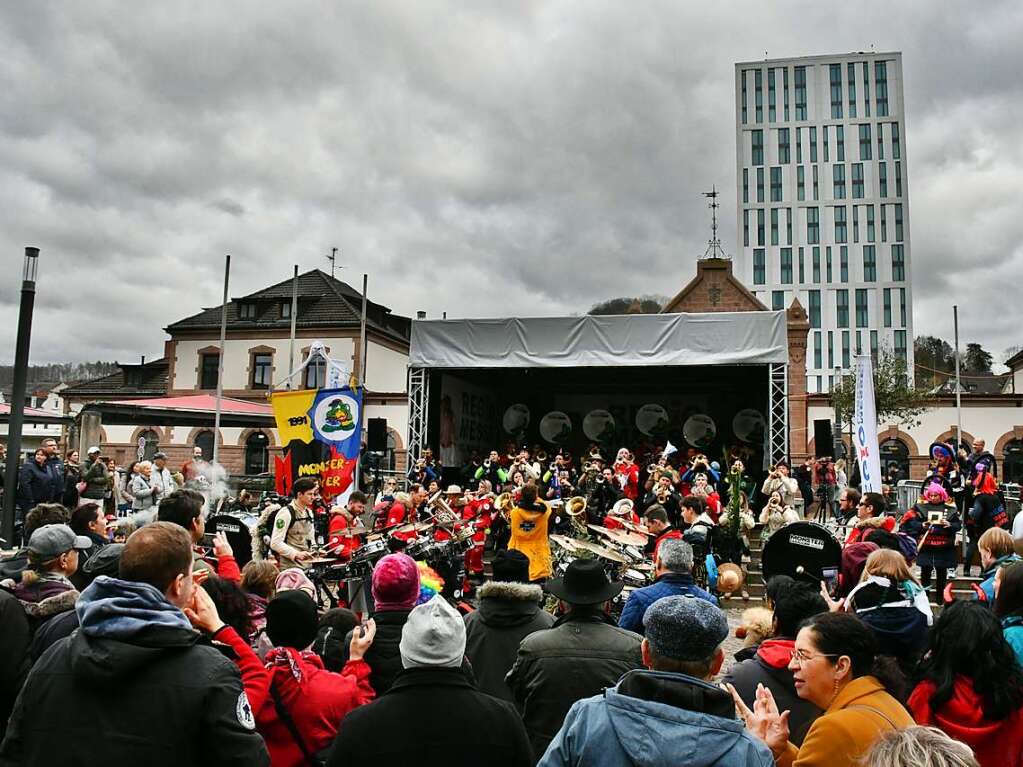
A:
[643,595,728,661]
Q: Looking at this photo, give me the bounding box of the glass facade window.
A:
[798,247,805,282]
[842,331,851,368]
[863,245,876,281]
[866,205,876,242]
[847,62,857,117]
[786,207,793,245]
[796,128,802,162]
[823,125,830,163]
[742,168,748,203]
[862,62,871,117]
[770,166,782,201]
[840,245,849,282]
[809,127,818,162]
[771,208,780,245]
[900,288,907,326]
[870,330,879,361]
[892,122,901,159]
[741,70,748,124]
[852,163,864,198]
[757,167,765,202]
[881,205,888,242]
[836,125,845,162]
[826,246,833,282]
[859,124,872,160]
[879,162,888,197]
[814,331,823,368]
[200,354,219,390]
[812,164,819,201]
[895,204,904,241]
[892,244,905,280]
[830,63,843,119]
[809,290,821,328]
[828,331,834,368]
[251,353,272,389]
[755,69,763,123]
[855,289,868,328]
[877,122,884,160]
[812,246,821,282]
[797,165,805,201]
[783,67,790,121]
[752,130,764,165]
[778,128,790,163]
[753,248,766,284]
[743,209,750,246]
[875,61,889,117]
[768,68,777,121]
[835,205,847,243]
[833,164,846,199]
[883,288,892,327]
[837,289,849,327]
[780,247,793,283]
[794,66,807,120]
[807,207,820,244]
[757,208,765,246]
[894,330,907,362]
[852,205,860,243]
[895,162,903,197]
[772,290,784,310]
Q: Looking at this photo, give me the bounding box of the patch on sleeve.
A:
[275,517,286,530]
[236,691,256,730]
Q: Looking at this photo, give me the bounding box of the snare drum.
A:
[622,568,648,588]
[352,538,389,563]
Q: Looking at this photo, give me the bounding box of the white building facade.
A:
[734,52,914,394]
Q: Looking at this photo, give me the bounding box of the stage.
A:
[407,312,791,468]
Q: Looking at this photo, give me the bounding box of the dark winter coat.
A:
[79,457,108,500]
[617,572,718,635]
[0,591,30,741]
[15,461,51,510]
[11,575,78,633]
[0,576,269,767]
[722,638,822,746]
[340,607,411,696]
[506,607,643,762]
[327,667,532,767]
[464,581,556,703]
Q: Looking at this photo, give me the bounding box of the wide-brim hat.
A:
[611,499,635,517]
[717,563,745,594]
[545,558,623,605]
[929,442,954,461]
[445,485,463,495]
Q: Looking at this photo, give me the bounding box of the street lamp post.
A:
[2,247,40,546]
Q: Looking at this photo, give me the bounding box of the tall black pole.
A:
[2,247,40,545]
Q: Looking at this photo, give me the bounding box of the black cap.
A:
[492,549,530,583]
[545,559,622,605]
[266,590,319,649]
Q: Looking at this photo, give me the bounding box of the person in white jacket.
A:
[760,462,800,507]
[129,462,158,511]
[149,452,179,503]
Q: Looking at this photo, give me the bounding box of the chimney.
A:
[141,355,145,365]
[416,311,427,320]
[442,311,447,320]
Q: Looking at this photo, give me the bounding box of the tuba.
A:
[565,496,588,533]
[494,492,514,518]
[426,491,458,527]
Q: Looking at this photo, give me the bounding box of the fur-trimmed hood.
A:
[476,580,545,628]
[15,582,79,621]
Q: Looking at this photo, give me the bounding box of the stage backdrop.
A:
[439,375,497,467]
[271,387,363,505]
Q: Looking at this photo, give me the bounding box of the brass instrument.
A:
[494,492,514,518]
[564,495,588,533]
[426,491,459,527]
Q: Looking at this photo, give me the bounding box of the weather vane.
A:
[701,186,729,259]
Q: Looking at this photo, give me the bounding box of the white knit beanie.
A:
[398,595,466,669]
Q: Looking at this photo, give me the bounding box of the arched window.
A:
[1003,439,1023,485]
[245,432,270,475]
[194,430,215,461]
[879,438,910,482]
[139,429,160,461]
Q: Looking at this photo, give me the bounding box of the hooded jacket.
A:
[463,581,556,702]
[340,608,412,695]
[1004,615,1023,666]
[508,500,553,581]
[0,591,29,741]
[11,574,79,631]
[979,554,1022,602]
[722,639,822,746]
[538,669,773,767]
[0,576,269,767]
[617,572,718,635]
[909,675,1023,767]
[506,607,643,761]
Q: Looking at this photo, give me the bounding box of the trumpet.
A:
[656,489,669,505]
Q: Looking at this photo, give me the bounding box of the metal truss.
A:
[768,362,789,465]
[407,367,428,465]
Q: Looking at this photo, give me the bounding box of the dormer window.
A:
[239,303,257,319]
[281,302,292,319]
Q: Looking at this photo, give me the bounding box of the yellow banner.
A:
[270,390,317,444]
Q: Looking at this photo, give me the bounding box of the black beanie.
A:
[492,549,530,583]
[266,590,319,649]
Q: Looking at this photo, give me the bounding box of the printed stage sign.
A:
[271,387,363,505]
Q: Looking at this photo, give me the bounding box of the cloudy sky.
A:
[1,1,1021,367]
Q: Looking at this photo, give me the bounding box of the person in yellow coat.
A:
[508,485,553,582]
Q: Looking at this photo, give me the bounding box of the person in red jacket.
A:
[843,492,896,546]
[327,491,368,561]
[908,600,1023,767]
[256,590,377,767]
[602,498,640,530]
[613,449,640,501]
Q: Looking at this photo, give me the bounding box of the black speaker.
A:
[813,419,834,459]
[367,418,388,452]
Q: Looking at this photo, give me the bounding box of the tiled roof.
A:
[165,269,411,343]
[61,360,169,398]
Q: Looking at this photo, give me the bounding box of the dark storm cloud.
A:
[0,1,1021,365]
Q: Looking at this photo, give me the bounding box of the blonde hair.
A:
[978,527,1014,559]
[861,548,918,586]
[241,559,280,599]
[864,726,979,767]
[20,550,68,586]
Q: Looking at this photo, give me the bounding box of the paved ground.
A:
[717,608,755,679]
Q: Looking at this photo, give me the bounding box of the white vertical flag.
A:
[852,354,883,492]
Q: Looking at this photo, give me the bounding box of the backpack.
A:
[252,503,288,561]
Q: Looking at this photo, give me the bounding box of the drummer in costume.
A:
[507,484,553,582]
[326,490,367,561]
[602,498,639,530]
[269,476,318,569]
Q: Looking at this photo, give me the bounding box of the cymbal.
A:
[308,556,341,565]
[573,539,628,563]
[550,534,580,552]
[391,521,434,535]
[619,519,652,535]
[587,524,617,538]
[603,529,649,547]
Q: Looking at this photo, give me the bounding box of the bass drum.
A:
[760,521,842,587]
[208,512,259,568]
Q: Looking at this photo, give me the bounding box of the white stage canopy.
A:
[409,311,788,369]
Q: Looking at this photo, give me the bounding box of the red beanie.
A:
[372,553,421,611]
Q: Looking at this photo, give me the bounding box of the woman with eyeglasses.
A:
[729,612,912,767]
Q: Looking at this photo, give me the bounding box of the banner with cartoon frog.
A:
[271,387,363,505]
